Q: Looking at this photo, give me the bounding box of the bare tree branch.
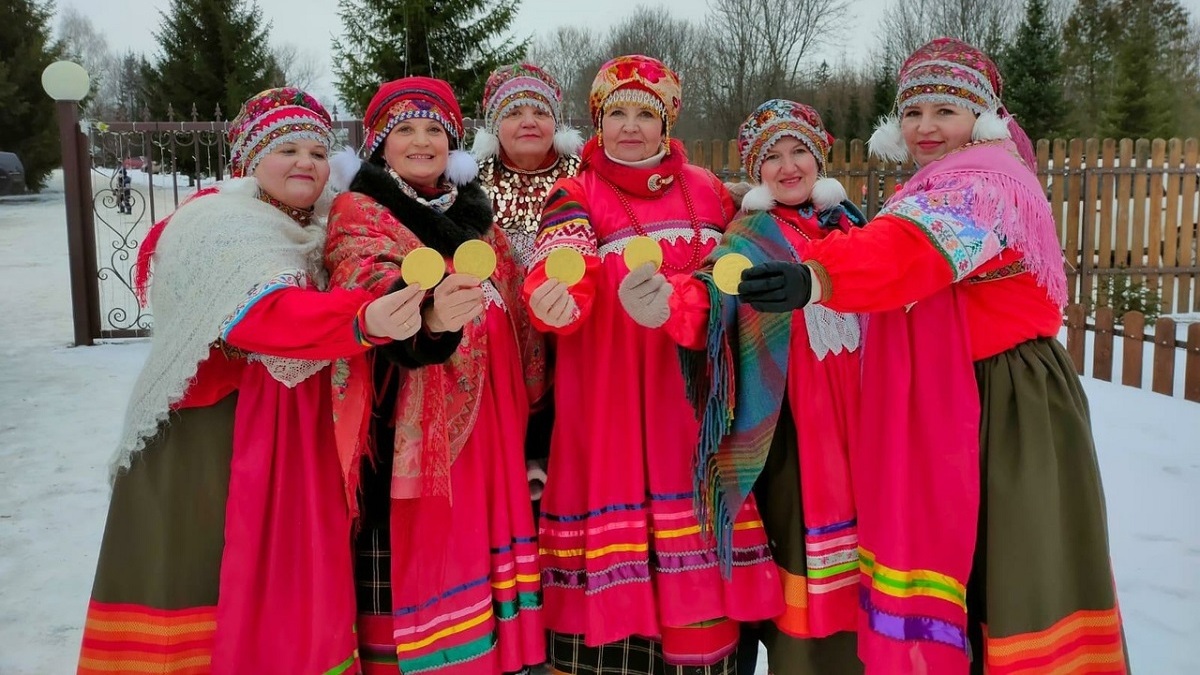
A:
[875,0,1016,66]
[271,42,326,92]
[58,7,120,118]
[528,26,606,123]
[696,0,849,137]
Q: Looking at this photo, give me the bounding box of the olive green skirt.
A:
[88,394,237,608]
[967,338,1129,673]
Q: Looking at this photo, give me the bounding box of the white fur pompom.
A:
[470,129,500,161]
[553,127,585,157]
[972,109,1012,142]
[868,115,909,163]
[740,184,776,212]
[445,149,480,185]
[329,147,363,193]
[811,177,848,211]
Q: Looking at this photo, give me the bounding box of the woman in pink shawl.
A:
[729,39,1129,675]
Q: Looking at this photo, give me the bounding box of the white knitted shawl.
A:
[110,178,332,477]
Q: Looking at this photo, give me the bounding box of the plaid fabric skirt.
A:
[354,526,533,675]
[548,632,737,675]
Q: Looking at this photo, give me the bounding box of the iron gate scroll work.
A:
[84,117,362,339]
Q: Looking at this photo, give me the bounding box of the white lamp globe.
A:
[41,61,91,101]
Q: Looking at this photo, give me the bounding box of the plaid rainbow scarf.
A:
[681,210,803,572]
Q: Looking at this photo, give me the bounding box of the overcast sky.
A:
[56,0,897,108]
[57,0,1200,112]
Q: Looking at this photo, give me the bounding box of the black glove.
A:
[737,261,813,313]
[817,199,868,229]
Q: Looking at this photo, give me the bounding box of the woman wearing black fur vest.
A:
[324,76,548,675]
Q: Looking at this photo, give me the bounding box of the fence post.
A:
[1079,139,1098,312]
[1122,311,1144,387]
[1093,306,1114,382]
[1066,304,1086,374]
[1152,317,1177,395]
[42,62,95,346]
[1185,323,1200,402]
[77,122,101,341]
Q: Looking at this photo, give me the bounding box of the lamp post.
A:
[42,60,94,346]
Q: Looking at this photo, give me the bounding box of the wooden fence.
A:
[685,137,1200,317]
[1063,304,1200,401]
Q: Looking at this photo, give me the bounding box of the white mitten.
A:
[526,460,548,501]
[618,263,673,328]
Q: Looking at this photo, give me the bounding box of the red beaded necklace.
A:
[599,174,706,273]
[771,207,816,242]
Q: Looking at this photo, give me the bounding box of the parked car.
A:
[0,152,26,196]
[122,155,161,174]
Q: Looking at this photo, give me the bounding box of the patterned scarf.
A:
[681,205,859,571]
[386,165,458,213]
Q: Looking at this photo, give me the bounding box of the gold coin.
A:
[712,253,753,295]
[400,247,446,290]
[545,248,586,286]
[453,239,497,280]
[622,236,663,273]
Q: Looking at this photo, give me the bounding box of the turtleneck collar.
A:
[604,147,666,169]
[581,137,688,199]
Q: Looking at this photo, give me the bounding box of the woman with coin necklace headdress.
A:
[324,76,548,675]
[619,99,868,675]
[472,62,584,515]
[521,55,784,674]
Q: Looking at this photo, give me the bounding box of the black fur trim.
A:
[348,160,493,256]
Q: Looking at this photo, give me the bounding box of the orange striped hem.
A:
[78,602,215,674]
[775,570,811,637]
[985,607,1127,674]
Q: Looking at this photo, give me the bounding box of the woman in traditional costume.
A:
[619,99,867,675]
[77,87,427,674]
[522,55,783,674]
[731,38,1129,675]
[472,62,584,509]
[325,76,547,675]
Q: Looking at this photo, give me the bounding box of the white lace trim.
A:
[250,354,330,388]
[482,280,506,310]
[803,304,861,360]
[598,226,722,259]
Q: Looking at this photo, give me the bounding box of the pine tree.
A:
[1105,0,1194,139]
[332,0,527,118]
[845,93,863,142]
[870,60,896,125]
[1060,0,1118,137]
[1002,0,1066,141]
[113,51,150,122]
[142,0,280,122]
[0,0,64,191]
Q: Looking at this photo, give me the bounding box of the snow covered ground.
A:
[1,176,1197,674]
